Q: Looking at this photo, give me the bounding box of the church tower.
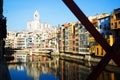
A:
[27,10,51,32]
[34,10,39,21]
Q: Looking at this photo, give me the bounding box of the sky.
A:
[3,0,120,31]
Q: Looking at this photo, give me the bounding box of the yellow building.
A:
[110,8,120,30]
[110,8,120,43]
[89,13,113,57]
[88,15,100,56]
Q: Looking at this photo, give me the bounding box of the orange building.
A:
[110,8,120,42]
[110,8,120,30]
[59,22,89,55]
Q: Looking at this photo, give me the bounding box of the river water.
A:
[7,53,120,80]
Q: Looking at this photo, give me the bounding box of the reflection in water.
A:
[97,66,120,80]
[8,54,59,80]
[7,54,120,80]
[59,59,91,80]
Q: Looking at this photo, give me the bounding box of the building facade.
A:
[59,22,89,55]
[89,13,114,56]
[27,10,51,32]
[5,8,120,58]
[110,8,120,41]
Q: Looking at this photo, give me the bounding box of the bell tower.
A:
[34,10,39,21]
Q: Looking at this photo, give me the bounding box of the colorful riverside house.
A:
[16,32,27,49]
[72,22,89,55]
[76,22,89,55]
[59,23,68,53]
[67,22,75,53]
[30,33,39,48]
[89,13,113,57]
[34,34,40,48]
[27,37,33,48]
[5,31,17,48]
[59,22,90,57]
[63,22,76,54]
[26,31,40,48]
[88,15,100,55]
[58,25,62,53]
[96,14,113,57]
[110,8,120,41]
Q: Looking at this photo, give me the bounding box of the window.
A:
[65,41,68,45]
[76,48,79,52]
[105,17,109,20]
[65,36,68,39]
[111,23,113,25]
[115,13,120,20]
[111,16,113,18]
[104,24,107,30]
[114,22,117,28]
[99,25,101,29]
[101,19,104,22]
[96,48,99,55]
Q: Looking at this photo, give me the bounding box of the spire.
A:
[34,10,39,21]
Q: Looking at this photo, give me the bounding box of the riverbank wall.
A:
[6,48,116,66]
[59,53,116,66]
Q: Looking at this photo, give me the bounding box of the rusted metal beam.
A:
[62,0,120,80]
